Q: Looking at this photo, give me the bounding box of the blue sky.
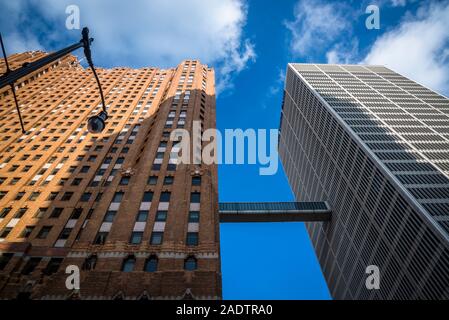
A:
[1,0,449,299]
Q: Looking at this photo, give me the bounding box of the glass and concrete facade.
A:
[279,63,449,299]
[0,52,221,299]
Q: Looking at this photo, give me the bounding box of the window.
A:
[130,232,143,244]
[82,255,97,270]
[94,232,108,245]
[167,164,176,171]
[144,256,158,272]
[28,192,40,201]
[61,192,74,201]
[184,256,197,271]
[80,192,91,202]
[150,232,163,245]
[80,166,90,173]
[71,178,82,186]
[136,210,148,222]
[152,164,161,171]
[47,192,58,201]
[112,192,124,202]
[155,211,167,222]
[35,208,47,219]
[192,176,201,186]
[122,147,129,154]
[0,207,12,218]
[160,192,170,202]
[0,253,14,271]
[9,177,20,185]
[43,258,63,275]
[88,155,97,162]
[148,176,158,185]
[70,208,83,219]
[14,208,27,218]
[186,232,199,246]
[20,226,35,238]
[37,226,52,239]
[58,228,71,240]
[116,157,125,164]
[21,257,42,275]
[0,227,12,239]
[140,191,153,203]
[50,208,63,218]
[121,256,136,272]
[190,192,201,203]
[188,211,200,223]
[120,176,130,185]
[164,176,174,185]
[0,191,7,200]
[104,210,117,222]
[15,192,25,200]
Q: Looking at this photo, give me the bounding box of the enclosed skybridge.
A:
[219,202,331,223]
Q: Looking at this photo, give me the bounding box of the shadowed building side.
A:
[279,63,449,299]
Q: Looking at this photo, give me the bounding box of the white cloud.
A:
[285,0,351,57]
[364,1,449,95]
[1,0,255,93]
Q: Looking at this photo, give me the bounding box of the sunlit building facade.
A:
[0,52,221,299]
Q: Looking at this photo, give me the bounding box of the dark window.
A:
[184,256,197,271]
[164,176,174,185]
[144,256,158,272]
[43,258,63,275]
[88,155,97,162]
[188,211,200,223]
[155,211,167,222]
[47,192,58,201]
[112,192,124,202]
[14,207,27,218]
[71,178,82,186]
[116,157,125,164]
[121,256,135,272]
[120,176,130,185]
[190,192,201,203]
[160,192,171,202]
[136,210,148,222]
[0,207,12,218]
[130,232,143,244]
[82,255,97,270]
[0,191,7,200]
[186,232,199,246]
[192,176,201,186]
[50,208,63,218]
[15,192,25,200]
[70,208,83,219]
[58,228,71,240]
[142,192,153,202]
[167,164,176,171]
[61,192,74,201]
[20,226,35,238]
[104,211,116,222]
[0,227,12,239]
[150,232,163,245]
[37,226,52,239]
[80,192,91,202]
[28,192,40,201]
[94,232,108,245]
[80,166,90,173]
[152,164,161,171]
[122,147,129,154]
[35,208,47,219]
[0,253,14,270]
[148,176,158,185]
[21,257,42,275]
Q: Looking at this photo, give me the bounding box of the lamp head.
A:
[87,111,108,133]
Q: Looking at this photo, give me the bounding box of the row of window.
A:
[0,253,198,275]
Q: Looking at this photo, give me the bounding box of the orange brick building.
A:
[0,52,221,299]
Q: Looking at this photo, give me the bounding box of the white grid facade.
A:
[279,63,449,299]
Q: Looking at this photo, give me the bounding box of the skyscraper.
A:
[279,63,449,299]
[0,52,221,300]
